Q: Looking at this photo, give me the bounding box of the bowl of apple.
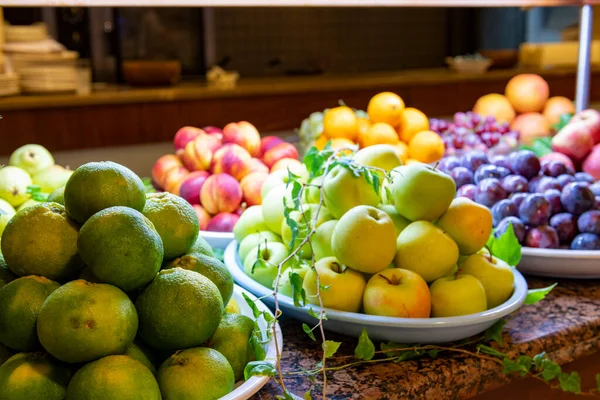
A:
[225,145,528,343]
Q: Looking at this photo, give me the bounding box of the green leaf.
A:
[489,223,521,267]
[322,340,342,358]
[595,373,600,391]
[354,329,375,361]
[533,352,546,370]
[249,328,267,361]
[302,323,316,341]
[476,344,508,358]
[516,355,533,376]
[502,356,532,377]
[502,358,521,375]
[251,258,269,274]
[484,318,506,345]
[319,284,331,292]
[276,389,296,400]
[428,349,439,359]
[380,341,406,358]
[142,177,156,193]
[553,112,574,132]
[242,293,261,319]
[243,361,276,381]
[525,283,557,305]
[304,390,313,400]
[558,371,581,393]
[521,137,553,157]
[541,359,561,381]
[290,272,306,307]
[308,307,320,320]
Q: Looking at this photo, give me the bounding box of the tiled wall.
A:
[213,8,449,77]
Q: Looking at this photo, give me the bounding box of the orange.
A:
[360,122,400,148]
[323,107,358,141]
[356,118,370,148]
[314,134,329,150]
[367,92,405,126]
[392,141,409,164]
[408,130,445,164]
[329,138,357,156]
[405,159,421,165]
[398,107,429,143]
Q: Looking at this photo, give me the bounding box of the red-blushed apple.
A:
[222,121,262,157]
[270,158,304,173]
[583,144,600,180]
[173,126,204,151]
[181,133,222,171]
[163,166,190,195]
[552,120,595,161]
[260,136,285,156]
[571,109,600,144]
[459,253,514,309]
[302,256,366,312]
[206,212,240,232]
[192,204,211,230]
[539,151,575,171]
[152,154,183,189]
[262,143,299,169]
[240,172,268,206]
[250,158,269,174]
[429,274,487,317]
[179,170,210,205]
[211,144,253,181]
[200,173,243,214]
[363,268,431,318]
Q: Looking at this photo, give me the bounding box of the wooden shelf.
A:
[0,0,588,7]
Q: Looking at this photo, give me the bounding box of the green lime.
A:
[187,234,214,257]
[64,161,146,224]
[122,341,157,375]
[1,203,83,281]
[208,313,255,381]
[0,253,16,289]
[47,186,65,205]
[78,206,163,292]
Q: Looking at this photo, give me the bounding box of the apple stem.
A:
[378,274,400,285]
[433,161,440,170]
[331,262,344,274]
[484,245,494,263]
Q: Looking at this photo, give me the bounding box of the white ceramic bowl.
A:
[224,242,528,344]
[519,247,600,279]
[223,285,283,400]
[200,230,235,250]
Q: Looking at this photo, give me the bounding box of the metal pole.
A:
[576,4,593,113]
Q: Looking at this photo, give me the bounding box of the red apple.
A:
[539,152,575,171]
[571,109,600,144]
[179,170,210,205]
[206,212,240,232]
[174,126,204,151]
[583,144,600,180]
[551,121,595,161]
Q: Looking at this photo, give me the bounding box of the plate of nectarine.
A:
[224,241,528,344]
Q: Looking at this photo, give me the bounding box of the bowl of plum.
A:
[439,149,600,278]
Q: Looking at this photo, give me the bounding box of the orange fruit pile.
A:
[315,92,444,165]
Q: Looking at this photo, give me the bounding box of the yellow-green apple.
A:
[280,204,333,259]
[323,165,380,219]
[332,205,396,274]
[354,144,402,173]
[271,158,304,174]
[302,257,366,312]
[436,197,493,255]
[206,212,239,232]
[262,184,294,233]
[277,263,310,297]
[238,231,282,261]
[181,134,222,171]
[179,170,210,205]
[260,167,309,199]
[32,165,73,193]
[551,120,594,161]
[263,143,299,169]
[302,175,324,205]
[243,242,291,288]
[429,274,487,317]
[0,199,16,239]
[240,172,268,206]
[389,163,456,221]
[313,219,337,260]
[173,126,204,151]
[233,205,269,242]
[192,204,211,230]
[459,253,514,309]
[260,136,285,156]
[8,144,54,175]
[211,144,253,181]
[571,109,600,143]
[395,221,459,282]
[583,143,600,180]
[152,154,182,188]
[363,268,430,318]
[223,121,262,157]
[377,204,410,235]
[250,158,269,174]
[200,173,243,214]
[163,166,190,195]
[0,166,33,207]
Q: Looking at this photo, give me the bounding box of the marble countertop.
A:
[252,276,600,399]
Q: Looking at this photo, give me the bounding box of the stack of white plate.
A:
[6,51,79,94]
[4,23,48,43]
[0,73,20,97]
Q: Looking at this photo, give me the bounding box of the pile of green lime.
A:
[0,161,257,399]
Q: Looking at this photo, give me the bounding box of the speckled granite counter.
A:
[252,276,600,399]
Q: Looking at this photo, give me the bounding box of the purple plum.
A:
[474,165,511,184]
[495,216,526,243]
[543,189,563,214]
[490,155,513,172]
[509,150,541,179]
[542,161,568,177]
[456,184,478,201]
[510,192,529,209]
[501,175,529,194]
[491,199,518,227]
[561,182,596,215]
[556,174,577,189]
[525,225,560,249]
[450,167,474,188]
[536,177,562,193]
[577,210,600,234]
[462,151,489,171]
[571,233,600,250]
[575,172,595,184]
[475,178,507,208]
[518,194,552,226]
[438,156,462,174]
[549,213,578,244]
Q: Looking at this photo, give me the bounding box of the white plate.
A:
[200,230,234,250]
[519,247,600,279]
[224,242,528,344]
[224,285,283,400]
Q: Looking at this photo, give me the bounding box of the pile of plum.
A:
[439,150,600,250]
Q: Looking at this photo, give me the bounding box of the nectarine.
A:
[223,121,262,157]
[206,212,240,232]
[192,204,211,230]
[173,126,204,151]
[200,173,243,214]
[179,170,210,205]
[262,142,299,169]
[240,172,268,206]
[211,144,253,181]
[152,154,183,189]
